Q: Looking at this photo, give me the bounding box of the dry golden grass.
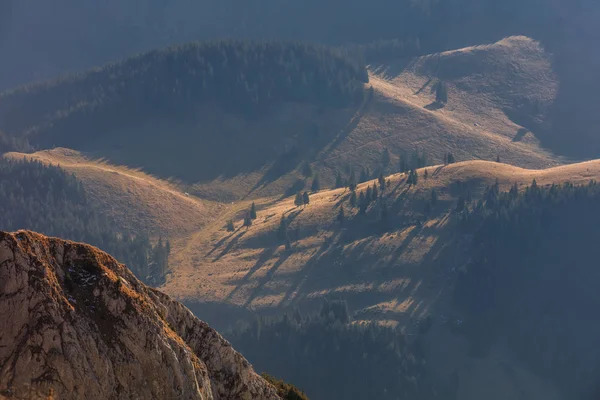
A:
[13,148,594,327]
[5,35,591,326]
[20,36,567,204]
[161,159,600,326]
[5,148,223,237]
[5,36,593,328]
[199,36,563,198]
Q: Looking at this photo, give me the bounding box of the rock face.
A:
[0,231,280,400]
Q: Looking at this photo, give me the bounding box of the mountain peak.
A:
[0,230,279,399]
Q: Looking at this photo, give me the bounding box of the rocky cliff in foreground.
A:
[0,230,280,400]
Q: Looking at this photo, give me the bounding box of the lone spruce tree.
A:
[243,212,253,228]
[294,192,303,207]
[378,173,386,191]
[250,202,257,220]
[347,170,357,192]
[226,219,235,232]
[436,81,448,104]
[302,191,310,206]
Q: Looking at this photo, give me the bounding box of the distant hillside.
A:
[0,156,169,283]
[0,40,366,147]
[229,301,442,400]
[456,181,600,399]
[162,159,600,310]
[0,37,565,203]
[160,159,600,399]
[0,0,596,87]
[5,148,218,237]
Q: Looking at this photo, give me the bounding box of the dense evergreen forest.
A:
[0,157,168,284]
[455,180,600,399]
[1,0,598,155]
[228,301,445,400]
[0,41,367,150]
[0,0,591,88]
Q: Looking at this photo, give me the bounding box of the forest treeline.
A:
[0,157,168,284]
[0,41,367,150]
[455,180,600,399]
[228,300,446,400]
[1,0,578,92]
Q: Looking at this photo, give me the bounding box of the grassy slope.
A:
[192,37,563,199]
[3,36,587,399]
[8,150,587,399]
[165,159,600,400]
[3,36,565,203]
[162,159,600,312]
[4,148,222,237]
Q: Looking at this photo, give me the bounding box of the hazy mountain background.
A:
[3,1,600,399]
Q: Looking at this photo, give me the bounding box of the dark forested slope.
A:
[228,301,444,400]
[456,180,600,399]
[0,41,366,150]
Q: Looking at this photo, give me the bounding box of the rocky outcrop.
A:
[0,231,280,400]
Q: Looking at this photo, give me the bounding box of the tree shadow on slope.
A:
[273,217,462,323]
[425,101,445,111]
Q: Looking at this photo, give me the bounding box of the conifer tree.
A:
[372,183,379,200]
[294,192,303,207]
[496,155,501,163]
[243,212,253,228]
[311,174,321,192]
[347,170,357,192]
[250,202,257,219]
[436,81,448,104]
[226,219,235,232]
[424,169,429,180]
[366,186,372,203]
[378,173,386,191]
[303,191,310,206]
[407,169,418,185]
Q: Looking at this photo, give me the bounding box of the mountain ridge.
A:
[0,230,280,399]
